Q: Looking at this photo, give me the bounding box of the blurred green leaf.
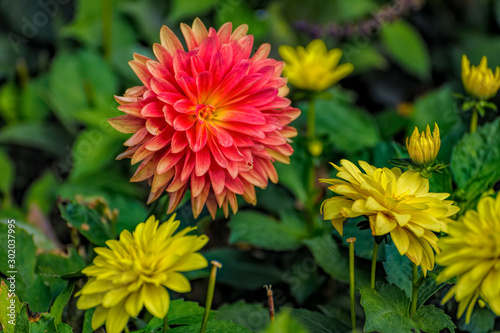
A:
[57,323,73,333]
[348,45,388,74]
[0,123,71,158]
[0,82,19,125]
[383,243,412,298]
[215,1,268,40]
[24,171,59,214]
[459,307,496,333]
[169,0,215,22]
[274,146,308,204]
[200,248,283,290]
[451,117,500,189]
[315,88,381,152]
[58,200,114,246]
[229,211,308,251]
[303,233,349,283]
[375,110,409,141]
[0,149,14,197]
[69,131,124,181]
[289,308,349,333]
[261,309,307,333]
[381,20,430,80]
[410,86,461,136]
[216,301,269,332]
[49,281,74,326]
[21,76,50,123]
[169,320,252,332]
[0,280,21,333]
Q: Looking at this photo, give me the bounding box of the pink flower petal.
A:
[195,147,211,176]
[173,114,196,131]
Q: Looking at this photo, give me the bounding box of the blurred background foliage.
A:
[1,0,500,332]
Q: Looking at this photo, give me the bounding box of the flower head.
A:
[406,123,440,167]
[75,215,208,333]
[462,55,500,100]
[320,160,459,275]
[278,39,354,91]
[110,19,300,219]
[436,193,500,323]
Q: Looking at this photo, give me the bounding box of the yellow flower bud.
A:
[279,39,354,91]
[406,123,440,167]
[461,55,500,100]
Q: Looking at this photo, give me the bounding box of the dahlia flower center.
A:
[196,104,215,121]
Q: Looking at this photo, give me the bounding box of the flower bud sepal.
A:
[389,158,448,179]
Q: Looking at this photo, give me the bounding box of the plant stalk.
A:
[200,261,222,333]
[264,285,275,322]
[370,242,378,289]
[163,314,168,332]
[348,237,356,333]
[410,263,419,316]
[470,108,478,133]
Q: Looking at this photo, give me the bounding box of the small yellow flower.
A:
[75,215,209,333]
[320,160,459,275]
[436,193,500,323]
[462,55,500,100]
[279,39,354,91]
[406,123,441,167]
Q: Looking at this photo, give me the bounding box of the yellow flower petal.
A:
[143,284,170,318]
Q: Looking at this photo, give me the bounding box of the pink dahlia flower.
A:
[110,18,300,219]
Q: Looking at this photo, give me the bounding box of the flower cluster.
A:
[320,159,460,275]
[436,193,500,323]
[278,39,353,91]
[76,214,208,333]
[110,18,300,219]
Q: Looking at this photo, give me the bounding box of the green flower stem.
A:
[470,108,478,133]
[201,261,222,333]
[410,263,419,316]
[307,98,316,141]
[305,97,317,232]
[348,238,356,332]
[102,0,113,62]
[370,242,378,289]
[264,285,275,322]
[163,314,168,333]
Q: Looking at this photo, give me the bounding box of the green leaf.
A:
[383,243,412,298]
[169,0,215,22]
[261,309,307,333]
[411,85,461,136]
[315,88,381,152]
[14,304,58,333]
[199,248,283,290]
[168,320,252,332]
[0,280,21,333]
[360,283,417,333]
[229,211,308,251]
[412,305,456,333]
[57,200,114,246]
[21,76,50,123]
[216,301,270,332]
[289,308,349,333]
[168,299,207,326]
[69,131,124,181]
[347,45,388,74]
[49,282,75,326]
[82,308,95,333]
[380,20,430,80]
[459,307,496,333]
[24,171,59,214]
[451,118,500,189]
[416,266,447,309]
[303,233,349,283]
[57,323,74,333]
[0,149,14,196]
[274,146,309,204]
[0,123,71,159]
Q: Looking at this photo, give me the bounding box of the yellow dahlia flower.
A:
[278,39,354,91]
[75,215,209,333]
[320,160,459,275]
[436,193,500,323]
[462,55,500,100]
[406,123,440,167]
